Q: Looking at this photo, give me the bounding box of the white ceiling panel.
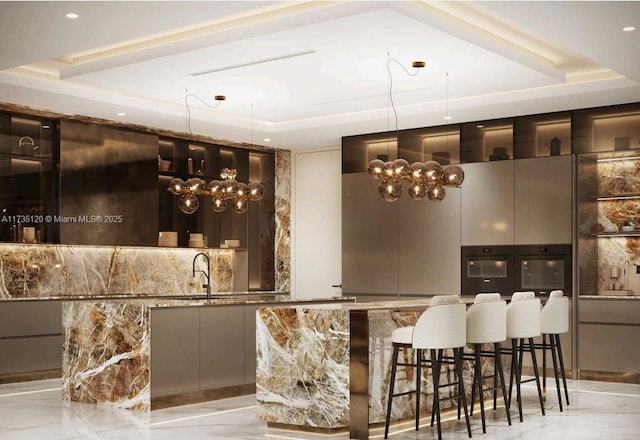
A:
[0,1,638,149]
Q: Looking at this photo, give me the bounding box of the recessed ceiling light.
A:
[444,115,452,121]
[41,125,50,129]
[65,13,79,19]
[117,112,126,116]
[263,138,271,142]
[477,124,484,128]
[622,26,636,32]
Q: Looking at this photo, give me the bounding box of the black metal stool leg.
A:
[475,343,486,433]
[516,338,524,422]
[493,349,498,411]
[455,347,472,438]
[416,349,422,431]
[384,344,400,439]
[432,349,442,440]
[528,337,546,416]
[542,334,547,400]
[549,334,563,412]
[507,339,516,412]
[555,334,570,406]
[494,342,512,426]
[470,350,478,416]
[430,349,437,428]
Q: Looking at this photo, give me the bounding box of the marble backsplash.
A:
[598,159,640,196]
[597,158,640,293]
[0,244,234,299]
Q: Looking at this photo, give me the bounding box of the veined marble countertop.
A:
[4,291,354,305]
[580,295,640,300]
[146,296,355,308]
[2,290,287,301]
[54,295,355,308]
[272,296,480,311]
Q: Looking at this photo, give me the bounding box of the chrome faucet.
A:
[192,252,211,301]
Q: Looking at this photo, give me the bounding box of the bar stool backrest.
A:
[467,294,506,344]
[512,291,535,301]
[430,294,462,306]
[541,294,569,334]
[413,295,466,350]
[549,290,564,300]
[474,293,502,303]
[506,296,541,339]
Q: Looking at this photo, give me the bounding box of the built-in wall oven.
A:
[514,244,572,296]
[461,246,514,296]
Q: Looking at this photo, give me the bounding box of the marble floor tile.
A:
[1,378,639,439]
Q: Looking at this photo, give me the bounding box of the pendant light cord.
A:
[184,90,223,138]
[388,58,422,144]
[387,56,421,301]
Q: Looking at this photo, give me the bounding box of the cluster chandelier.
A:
[367,59,464,202]
[167,92,264,214]
[168,168,264,214]
[367,158,464,202]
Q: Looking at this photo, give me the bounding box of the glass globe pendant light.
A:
[167,92,265,214]
[366,65,464,202]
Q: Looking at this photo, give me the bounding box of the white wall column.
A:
[291,148,342,299]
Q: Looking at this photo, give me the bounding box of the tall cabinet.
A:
[0,106,277,292]
[0,112,58,244]
[460,160,514,246]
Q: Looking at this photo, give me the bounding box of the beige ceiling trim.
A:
[6,66,59,81]
[416,1,602,78]
[566,70,623,84]
[426,1,555,64]
[54,1,337,66]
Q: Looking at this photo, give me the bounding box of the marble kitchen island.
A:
[256,299,485,440]
[62,295,353,412]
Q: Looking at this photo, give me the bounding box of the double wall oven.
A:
[462,244,572,296]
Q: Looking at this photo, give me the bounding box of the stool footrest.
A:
[391,390,417,399]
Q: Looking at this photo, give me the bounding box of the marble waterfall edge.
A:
[256,308,350,429]
[62,302,150,411]
[256,306,495,430]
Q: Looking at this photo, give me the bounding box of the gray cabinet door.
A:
[578,299,640,373]
[342,173,399,294]
[461,161,514,246]
[398,187,461,294]
[199,306,245,389]
[515,156,573,244]
[150,308,200,398]
[0,301,62,375]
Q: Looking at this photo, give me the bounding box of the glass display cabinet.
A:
[0,112,59,243]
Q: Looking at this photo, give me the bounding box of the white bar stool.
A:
[505,291,545,422]
[538,289,570,411]
[385,295,472,440]
[465,293,511,433]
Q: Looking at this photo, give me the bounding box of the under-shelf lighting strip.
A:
[596,156,640,163]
